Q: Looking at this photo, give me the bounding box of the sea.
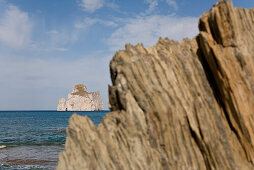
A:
[0,110,108,170]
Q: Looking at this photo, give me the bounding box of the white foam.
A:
[0,145,6,149]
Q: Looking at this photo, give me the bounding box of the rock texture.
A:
[57,1,254,170]
[57,84,103,111]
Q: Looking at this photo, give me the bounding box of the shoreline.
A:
[0,145,64,169]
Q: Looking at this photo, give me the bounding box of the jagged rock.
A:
[57,84,103,111]
[57,1,254,169]
[198,1,254,162]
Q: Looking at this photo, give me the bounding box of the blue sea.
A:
[0,111,108,170]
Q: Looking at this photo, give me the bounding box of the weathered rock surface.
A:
[57,84,103,111]
[57,1,254,169]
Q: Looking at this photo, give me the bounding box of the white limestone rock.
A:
[57,84,103,111]
[57,98,66,111]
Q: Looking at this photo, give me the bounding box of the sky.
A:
[0,0,253,110]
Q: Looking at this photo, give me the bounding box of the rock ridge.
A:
[57,1,254,169]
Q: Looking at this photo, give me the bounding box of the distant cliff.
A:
[57,84,103,111]
[57,1,254,170]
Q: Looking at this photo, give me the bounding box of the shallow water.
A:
[0,111,108,169]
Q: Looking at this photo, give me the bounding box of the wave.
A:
[0,145,6,149]
[40,129,66,134]
[0,142,65,148]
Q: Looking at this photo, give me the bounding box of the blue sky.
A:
[0,0,253,110]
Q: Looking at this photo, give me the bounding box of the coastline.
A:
[0,110,108,169]
[0,145,63,169]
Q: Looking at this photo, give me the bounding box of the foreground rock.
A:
[57,84,103,111]
[57,1,254,169]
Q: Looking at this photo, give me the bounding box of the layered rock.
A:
[57,1,254,169]
[57,84,103,111]
[198,2,254,162]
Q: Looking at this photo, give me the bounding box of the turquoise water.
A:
[0,111,108,169]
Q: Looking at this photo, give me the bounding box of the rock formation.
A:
[57,84,103,111]
[57,1,254,169]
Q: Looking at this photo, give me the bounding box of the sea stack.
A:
[57,84,103,111]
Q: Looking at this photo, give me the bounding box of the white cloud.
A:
[75,17,117,29]
[0,4,71,52]
[145,0,158,13]
[80,0,104,13]
[105,2,119,10]
[0,5,32,49]
[144,0,178,13]
[47,47,68,52]
[166,0,178,10]
[108,15,199,51]
[45,29,73,48]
